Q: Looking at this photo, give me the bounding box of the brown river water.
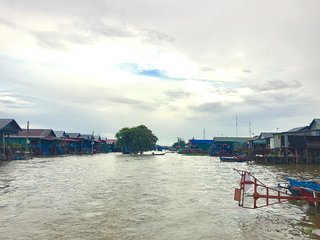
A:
[1,153,320,239]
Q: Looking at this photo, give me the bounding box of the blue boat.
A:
[220,156,246,162]
[287,178,320,196]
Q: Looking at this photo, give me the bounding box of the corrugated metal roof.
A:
[0,119,22,134]
[259,132,275,139]
[287,126,309,132]
[213,137,249,142]
[11,129,56,140]
[66,133,81,138]
[285,119,320,133]
[54,131,67,139]
[0,119,13,129]
[79,134,94,140]
[309,119,320,130]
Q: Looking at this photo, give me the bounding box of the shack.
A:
[211,137,249,156]
[78,134,95,154]
[254,119,320,163]
[0,119,22,160]
[248,133,275,156]
[178,138,214,155]
[275,119,320,163]
[65,133,82,154]
[8,129,57,156]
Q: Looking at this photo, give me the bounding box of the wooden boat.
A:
[151,151,166,155]
[287,178,320,195]
[220,156,246,162]
[140,151,166,156]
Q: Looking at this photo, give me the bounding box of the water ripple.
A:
[0,153,318,239]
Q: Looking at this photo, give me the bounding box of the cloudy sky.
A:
[1,0,320,145]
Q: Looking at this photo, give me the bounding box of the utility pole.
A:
[203,128,206,140]
[26,121,29,152]
[236,115,238,138]
[91,130,94,155]
[249,121,251,138]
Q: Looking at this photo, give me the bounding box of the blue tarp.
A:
[288,178,320,194]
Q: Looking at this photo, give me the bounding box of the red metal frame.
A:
[234,169,320,209]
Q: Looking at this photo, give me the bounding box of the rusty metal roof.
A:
[12,129,57,140]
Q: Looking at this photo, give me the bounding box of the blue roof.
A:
[190,139,214,144]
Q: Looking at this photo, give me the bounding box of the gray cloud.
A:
[164,89,192,99]
[141,28,174,43]
[190,102,227,113]
[200,66,216,72]
[252,79,302,92]
[191,78,224,87]
[28,17,136,49]
[0,93,33,109]
[0,17,19,29]
[30,31,68,50]
[106,96,156,111]
[74,18,135,39]
[216,88,238,95]
[1,0,109,18]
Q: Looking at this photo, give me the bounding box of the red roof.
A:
[106,139,117,144]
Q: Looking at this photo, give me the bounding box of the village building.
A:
[178,138,214,155]
[272,119,320,163]
[0,119,22,160]
[65,133,82,154]
[211,137,249,156]
[250,119,320,163]
[8,129,58,156]
[106,139,118,152]
[248,133,275,156]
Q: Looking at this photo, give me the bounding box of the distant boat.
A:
[152,151,166,156]
[220,156,246,162]
[141,151,166,156]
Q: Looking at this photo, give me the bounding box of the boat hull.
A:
[220,156,246,162]
[287,178,320,196]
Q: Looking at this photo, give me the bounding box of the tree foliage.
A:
[115,125,158,154]
[172,137,186,149]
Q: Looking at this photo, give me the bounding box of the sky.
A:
[1,0,320,145]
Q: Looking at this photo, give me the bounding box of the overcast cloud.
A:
[1,0,320,145]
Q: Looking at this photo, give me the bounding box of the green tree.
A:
[115,125,158,154]
[172,137,186,149]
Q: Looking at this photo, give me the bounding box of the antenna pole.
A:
[236,115,238,138]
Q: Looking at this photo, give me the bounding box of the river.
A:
[1,153,320,239]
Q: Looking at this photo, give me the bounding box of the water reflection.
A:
[0,153,319,239]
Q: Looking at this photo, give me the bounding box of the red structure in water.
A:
[233,169,320,209]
